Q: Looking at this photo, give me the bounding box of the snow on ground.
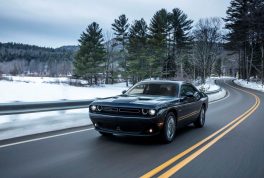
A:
[0,76,227,140]
[3,75,72,84]
[207,88,227,102]
[196,78,220,93]
[0,79,129,103]
[0,109,91,140]
[234,79,264,92]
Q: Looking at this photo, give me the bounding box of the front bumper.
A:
[89,113,164,136]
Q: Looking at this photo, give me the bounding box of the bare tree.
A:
[104,31,116,84]
[192,17,223,83]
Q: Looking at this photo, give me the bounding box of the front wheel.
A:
[194,106,206,128]
[160,112,176,143]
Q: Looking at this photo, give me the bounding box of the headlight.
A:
[90,105,97,111]
[149,109,156,116]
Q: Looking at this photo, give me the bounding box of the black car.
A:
[89,80,208,143]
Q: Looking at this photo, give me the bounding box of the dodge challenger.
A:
[89,80,208,143]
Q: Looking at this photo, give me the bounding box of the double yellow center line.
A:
[141,81,260,178]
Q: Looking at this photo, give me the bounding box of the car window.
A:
[180,84,196,96]
[127,84,145,95]
[127,83,179,97]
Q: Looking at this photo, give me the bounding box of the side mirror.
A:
[185,92,194,97]
[122,90,127,94]
[180,96,187,102]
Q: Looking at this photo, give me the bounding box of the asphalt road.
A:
[0,79,264,178]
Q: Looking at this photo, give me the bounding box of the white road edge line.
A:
[0,128,94,149]
[209,89,230,105]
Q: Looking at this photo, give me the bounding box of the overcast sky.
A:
[0,0,230,48]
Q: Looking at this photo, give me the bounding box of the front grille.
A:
[99,106,142,116]
[119,108,140,114]
[102,106,118,112]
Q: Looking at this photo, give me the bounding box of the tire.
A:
[194,106,206,128]
[160,112,177,143]
[99,131,113,137]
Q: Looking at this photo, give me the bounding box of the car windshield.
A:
[126,83,179,97]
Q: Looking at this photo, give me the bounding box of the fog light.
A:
[157,122,164,127]
[91,105,96,111]
[149,129,153,133]
[149,109,156,116]
[94,123,97,127]
[142,109,148,115]
[97,105,103,111]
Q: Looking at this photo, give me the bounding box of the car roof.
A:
[139,80,188,85]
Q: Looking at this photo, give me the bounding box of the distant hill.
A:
[56,45,79,52]
[0,42,76,76]
[0,41,122,76]
[0,42,77,62]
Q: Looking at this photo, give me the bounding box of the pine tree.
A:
[127,18,149,83]
[224,0,264,82]
[148,9,169,78]
[214,57,223,77]
[112,14,130,86]
[74,22,105,85]
[224,0,245,79]
[168,8,193,78]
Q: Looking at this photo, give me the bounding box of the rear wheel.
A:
[194,106,206,128]
[161,112,176,143]
[99,131,113,137]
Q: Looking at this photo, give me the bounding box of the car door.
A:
[177,84,198,126]
[188,84,203,120]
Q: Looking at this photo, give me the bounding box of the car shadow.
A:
[95,124,197,146]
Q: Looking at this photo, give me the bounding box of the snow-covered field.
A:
[234,79,264,92]
[0,76,227,140]
[0,76,129,103]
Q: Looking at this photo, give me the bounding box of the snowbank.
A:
[234,79,264,92]
[0,109,91,140]
[207,88,227,102]
[196,78,220,93]
[197,78,227,102]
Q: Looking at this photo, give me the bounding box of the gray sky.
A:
[0,0,230,48]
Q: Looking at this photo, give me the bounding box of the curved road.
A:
[0,79,264,178]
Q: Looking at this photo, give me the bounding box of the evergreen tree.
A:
[224,0,251,79]
[224,0,264,81]
[168,8,193,78]
[74,22,105,85]
[112,14,130,86]
[214,57,223,77]
[127,18,149,83]
[148,9,169,78]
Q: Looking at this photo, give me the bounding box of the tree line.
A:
[0,42,76,76]
[74,8,225,85]
[224,0,264,83]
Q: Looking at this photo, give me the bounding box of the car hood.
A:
[92,95,179,109]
